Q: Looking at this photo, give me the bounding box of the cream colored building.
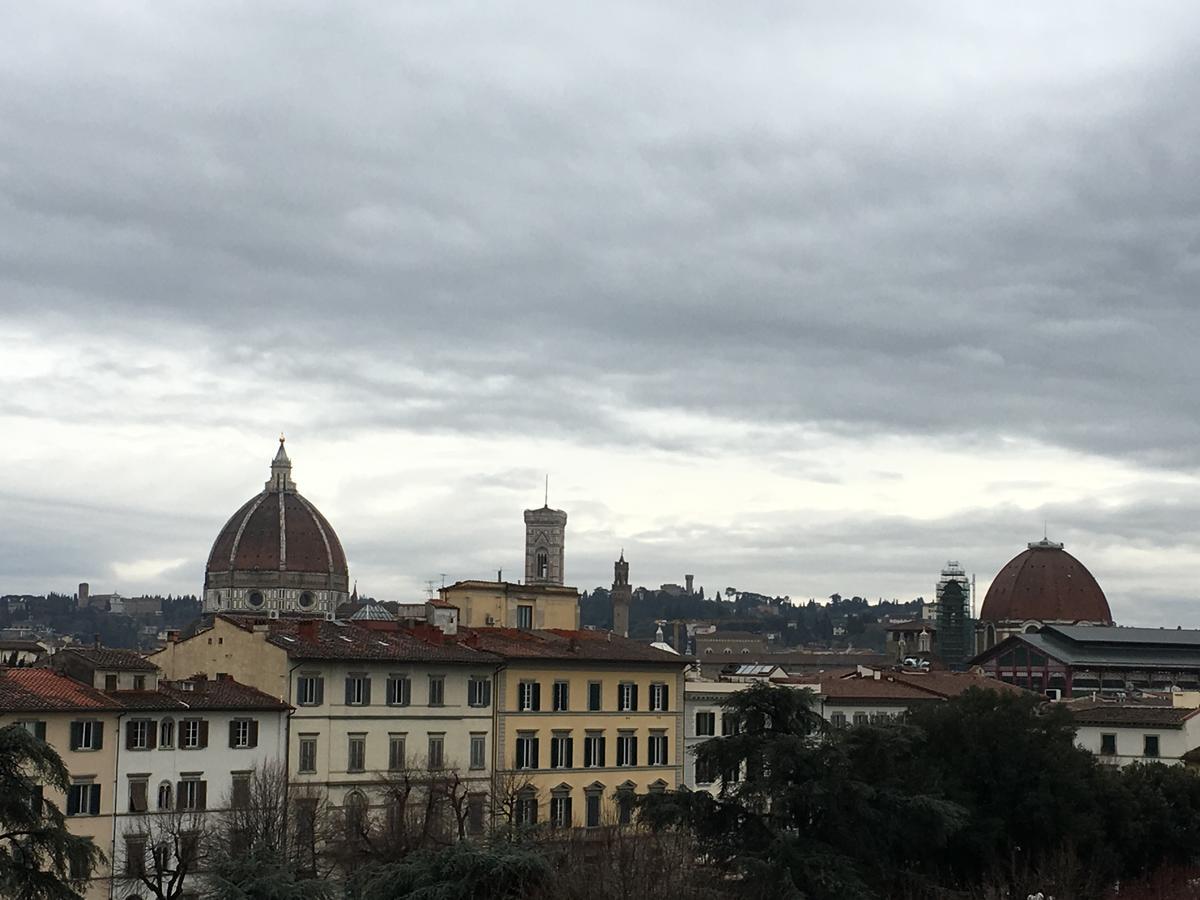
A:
[151,615,500,826]
[463,628,686,827]
[441,580,581,630]
[0,668,123,900]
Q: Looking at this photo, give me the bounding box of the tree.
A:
[115,806,211,900]
[0,724,104,900]
[351,841,552,900]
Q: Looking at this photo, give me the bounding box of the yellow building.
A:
[441,580,581,630]
[0,668,123,900]
[461,628,686,827]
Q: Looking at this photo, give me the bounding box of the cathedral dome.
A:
[203,438,349,615]
[979,539,1112,626]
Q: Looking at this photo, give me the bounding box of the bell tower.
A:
[611,551,631,638]
[524,498,567,586]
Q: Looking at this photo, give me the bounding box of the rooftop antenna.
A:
[544,474,549,507]
[439,573,447,589]
[425,579,436,599]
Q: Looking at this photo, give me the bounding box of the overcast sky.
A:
[3,2,1200,625]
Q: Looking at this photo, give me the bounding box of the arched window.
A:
[159,717,174,749]
[536,551,549,579]
[986,624,996,648]
[345,791,368,837]
[157,781,173,811]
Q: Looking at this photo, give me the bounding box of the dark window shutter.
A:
[176,782,185,811]
[631,684,639,712]
[363,678,372,706]
[66,786,79,816]
[316,677,325,706]
[197,781,207,811]
[126,721,136,750]
[484,679,492,706]
[550,739,559,768]
[229,722,237,748]
[531,737,539,768]
[35,721,46,741]
[89,785,100,816]
[131,780,147,813]
[249,720,259,748]
[345,678,354,705]
[662,684,669,710]
[198,720,209,749]
[147,721,157,749]
[599,736,606,767]
[631,737,637,767]
[584,739,592,768]
[566,738,573,768]
[532,682,541,712]
[94,721,103,749]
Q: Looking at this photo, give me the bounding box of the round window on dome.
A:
[298,592,314,609]
[247,591,264,608]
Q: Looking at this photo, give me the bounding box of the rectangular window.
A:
[517,605,533,629]
[180,719,207,749]
[104,673,117,691]
[387,675,412,707]
[347,735,366,772]
[160,719,175,749]
[721,714,741,736]
[126,719,153,750]
[588,681,602,711]
[128,777,149,813]
[428,734,445,770]
[69,719,103,751]
[467,794,486,834]
[550,794,572,828]
[618,682,638,712]
[830,712,847,728]
[518,680,541,712]
[552,680,569,711]
[428,676,445,707]
[229,719,257,749]
[616,790,634,825]
[616,732,637,767]
[470,733,487,770]
[67,782,101,816]
[231,773,251,808]
[650,682,669,712]
[695,712,715,736]
[1100,733,1117,756]
[178,777,207,811]
[388,734,407,771]
[69,840,94,879]
[345,674,371,706]
[550,732,574,769]
[1144,734,1160,758]
[16,719,47,741]
[133,675,146,691]
[517,791,538,825]
[852,712,869,726]
[515,732,539,769]
[298,736,318,774]
[297,675,324,706]
[695,756,716,785]
[584,732,605,768]
[648,732,668,766]
[124,834,147,876]
[586,792,602,827]
[467,677,491,707]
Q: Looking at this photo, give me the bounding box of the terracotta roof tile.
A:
[113,677,290,711]
[57,646,158,671]
[0,668,122,711]
[461,628,688,664]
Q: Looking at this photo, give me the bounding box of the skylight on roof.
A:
[338,635,353,643]
[279,635,296,642]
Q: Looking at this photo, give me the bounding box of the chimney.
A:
[166,629,180,644]
[93,633,100,649]
[297,620,319,643]
[217,673,231,681]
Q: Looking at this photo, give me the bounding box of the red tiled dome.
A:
[204,439,347,587]
[979,539,1112,625]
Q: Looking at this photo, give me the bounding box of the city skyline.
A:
[5,3,1200,625]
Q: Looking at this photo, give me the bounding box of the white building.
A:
[682,680,749,794]
[111,674,289,895]
[1070,695,1200,768]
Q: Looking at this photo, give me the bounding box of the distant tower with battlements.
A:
[612,552,631,637]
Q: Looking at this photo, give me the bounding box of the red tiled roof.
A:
[57,646,158,671]
[1066,698,1196,728]
[811,669,1027,704]
[460,628,688,664]
[113,677,290,711]
[0,668,122,712]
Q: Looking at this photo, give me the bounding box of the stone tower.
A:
[612,552,631,638]
[524,503,568,586]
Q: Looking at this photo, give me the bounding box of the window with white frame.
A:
[618,682,637,712]
[616,732,637,767]
[550,792,572,828]
[468,677,491,707]
[550,732,573,769]
[159,717,174,748]
[647,731,668,766]
[296,675,324,706]
[388,734,407,771]
[649,682,669,711]
[179,777,206,811]
[584,732,605,768]
[469,733,486,770]
[552,680,569,711]
[515,732,539,769]
[180,719,205,749]
[347,735,366,772]
[387,675,411,707]
[298,736,318,773]
[518,680,540,712]
[345,674,371,706]
[428,676,445,707]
